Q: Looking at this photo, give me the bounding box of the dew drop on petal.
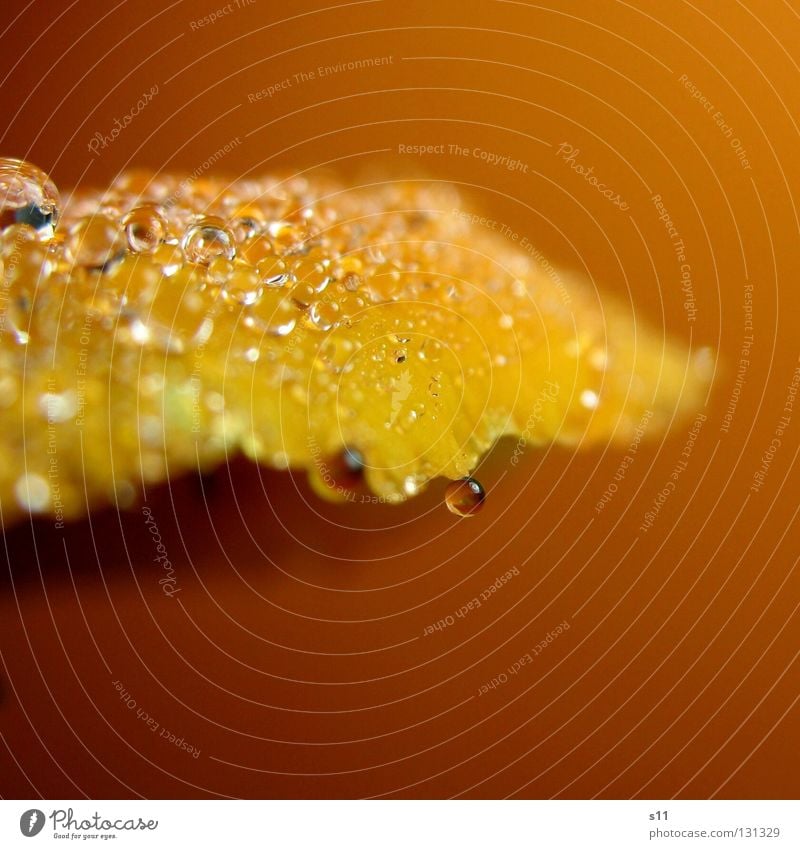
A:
[268,219,304,254]
[307,299,339,331]
[229,214,262,244]
[207,256,234,286]
[122,204,167,253]
[223,267,262,306]
[693,346,715,382]
[152,242,183,277]
[0,157,60,237]
[327,446,366,493]
[256,256,289,288]
[64,214,127,270]
[343,273,361,291]
[420,338,444,362]
[181,216,236,265]
[580,389,599,410]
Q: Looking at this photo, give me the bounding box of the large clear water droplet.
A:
[0,157,60,237]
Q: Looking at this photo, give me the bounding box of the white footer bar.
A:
[2,800,795,847]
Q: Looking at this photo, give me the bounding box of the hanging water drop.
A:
[329,446,366,494]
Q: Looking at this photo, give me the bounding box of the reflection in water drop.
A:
[64,215,126,270]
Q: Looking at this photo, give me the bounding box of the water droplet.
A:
[256,256,289,287]
[445,477,485,517]
[343,273,361,291]
[319,338,354,372]
[122,204,167,253]
[246,296,297,337]
[0,226,51,292]
[580,389,599,410]
[152,242,183,277]
[240,235,275,265]
[420,338,444,362]
[588,348,608,371]
[229,214,262,244]
[0,158,60,237]
[335,255,363,280]
[290,279,317,309]
[0,374,19,408]
[403,475,423,496]
[326,446,367,494]
[223,267,262,306]
[0,220,38,252]
[207,256,234,286]
[307,299,339,331]
[39,390,78,422]
[113,479,137,509]
[182,216,235,264]
[64,214,127,270]
[128,318,152,345]
[194,316,215,346]
[14,204,57,236]
[693,346,715,381]
[14,472,50,512]
[292,252,331,293]
[268,219,304,254]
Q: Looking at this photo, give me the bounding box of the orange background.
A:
[1,0,799,799]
